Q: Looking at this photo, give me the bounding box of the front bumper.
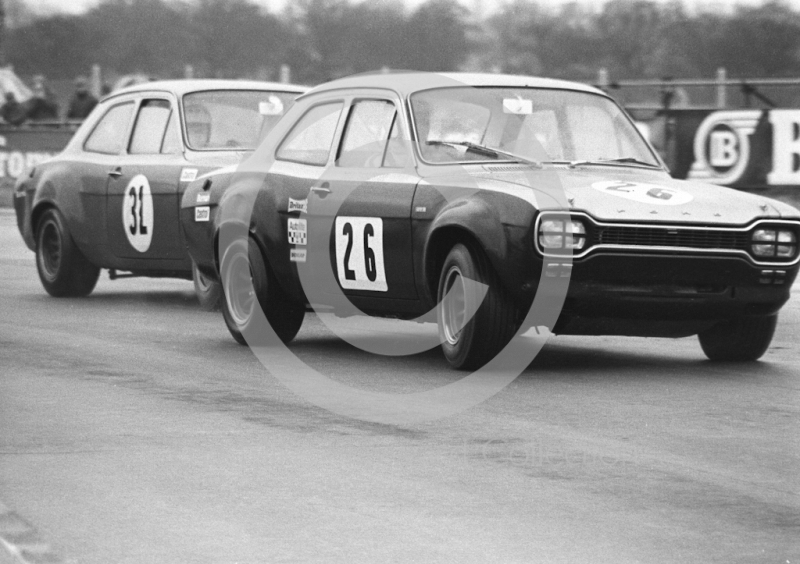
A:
[542,252,796,336]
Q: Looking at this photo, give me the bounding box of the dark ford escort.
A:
[14,79,306,308]
[180,72,800,368]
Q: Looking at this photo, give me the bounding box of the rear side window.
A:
[129,100,172,154]
[276,102,343,166]
[84,102,134,154]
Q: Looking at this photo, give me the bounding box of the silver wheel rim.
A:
[441,266,467,346]
[39,220,61,282]
[224,250,255,327]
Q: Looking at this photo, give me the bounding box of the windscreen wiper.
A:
[565,157,661,169]
[426,140,541,167]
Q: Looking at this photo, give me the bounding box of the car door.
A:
[106,96,187,262]
[78,99,138,262]
[308,95,419,301]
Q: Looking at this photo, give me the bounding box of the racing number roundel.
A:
[122,174,154,253]
[334,216,387,292]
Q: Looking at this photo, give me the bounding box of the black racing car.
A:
[180,72,800,368]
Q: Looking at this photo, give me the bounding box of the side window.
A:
[160,110,180,154]
[276,102,343,166]
[129,100,172,154]
[84,102,134,154]
[337,100,396,168]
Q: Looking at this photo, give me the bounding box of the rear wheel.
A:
[698,315,777,361]
[437,242,517,370]
[35,208,100,297]
[220,238,304,346]
[192,260,221,311]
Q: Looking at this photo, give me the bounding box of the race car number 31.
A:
[334,216,387,292]
[122,174,154,252]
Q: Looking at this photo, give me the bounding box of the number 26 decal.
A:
[335,217,387,292]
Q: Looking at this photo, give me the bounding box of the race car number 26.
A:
[334,216,387,292]
[122,174,154,253]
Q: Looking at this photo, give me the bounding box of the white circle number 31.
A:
[122,174,154,253]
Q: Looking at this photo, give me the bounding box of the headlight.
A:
[751,228,797,259]
[539,219,586,251]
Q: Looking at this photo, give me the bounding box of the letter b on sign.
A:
[709,130,738,167]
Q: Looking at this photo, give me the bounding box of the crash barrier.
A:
[601,71,800,208]
[0,123,79,206]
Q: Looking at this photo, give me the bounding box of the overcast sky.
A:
[24,0,800,16]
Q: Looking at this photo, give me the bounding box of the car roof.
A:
[300,72,605,99]
[104,79,309,101]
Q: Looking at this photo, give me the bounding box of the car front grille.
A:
[594,226,750,251]
[535,211,800,265]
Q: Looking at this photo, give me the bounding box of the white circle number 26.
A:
[334,216,387,292]
[122,174,154,253]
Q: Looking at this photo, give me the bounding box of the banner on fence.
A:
[0,128,75,182]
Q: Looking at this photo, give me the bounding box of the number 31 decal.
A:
[122,174,154,253]
[335,216,387,292]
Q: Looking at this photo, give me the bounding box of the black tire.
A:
[698,315,778,361]
[35,207,100,297]
[220,238,304,346]
[437,242,517,370]
[192,260,222,311]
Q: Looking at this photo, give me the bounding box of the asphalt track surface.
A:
[0,209,798,563]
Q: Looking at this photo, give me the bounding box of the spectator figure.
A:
[26,75,59,121]
[67,76,98,120]
[0,92,27,126]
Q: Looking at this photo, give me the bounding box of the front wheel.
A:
[220,238,304,346]
[192,260,222,311]
[698,315,777,361]
[35,208,100,297]
[437,242,517,370]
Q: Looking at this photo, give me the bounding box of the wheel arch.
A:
[31,199,58,239]
[424,225,495,306]
[422,195,537,307]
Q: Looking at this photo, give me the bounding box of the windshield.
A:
[410,87,658,166]
[182,90,298,151]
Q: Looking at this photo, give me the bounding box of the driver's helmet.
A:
[184,103,212,148]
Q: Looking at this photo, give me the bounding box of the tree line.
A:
[5,0,800,85]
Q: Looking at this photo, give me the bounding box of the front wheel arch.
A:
[424,226,488,306]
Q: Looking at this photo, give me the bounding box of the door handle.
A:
[108,167,123,178]
[311,186,331,198]
[311,182,330,196]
